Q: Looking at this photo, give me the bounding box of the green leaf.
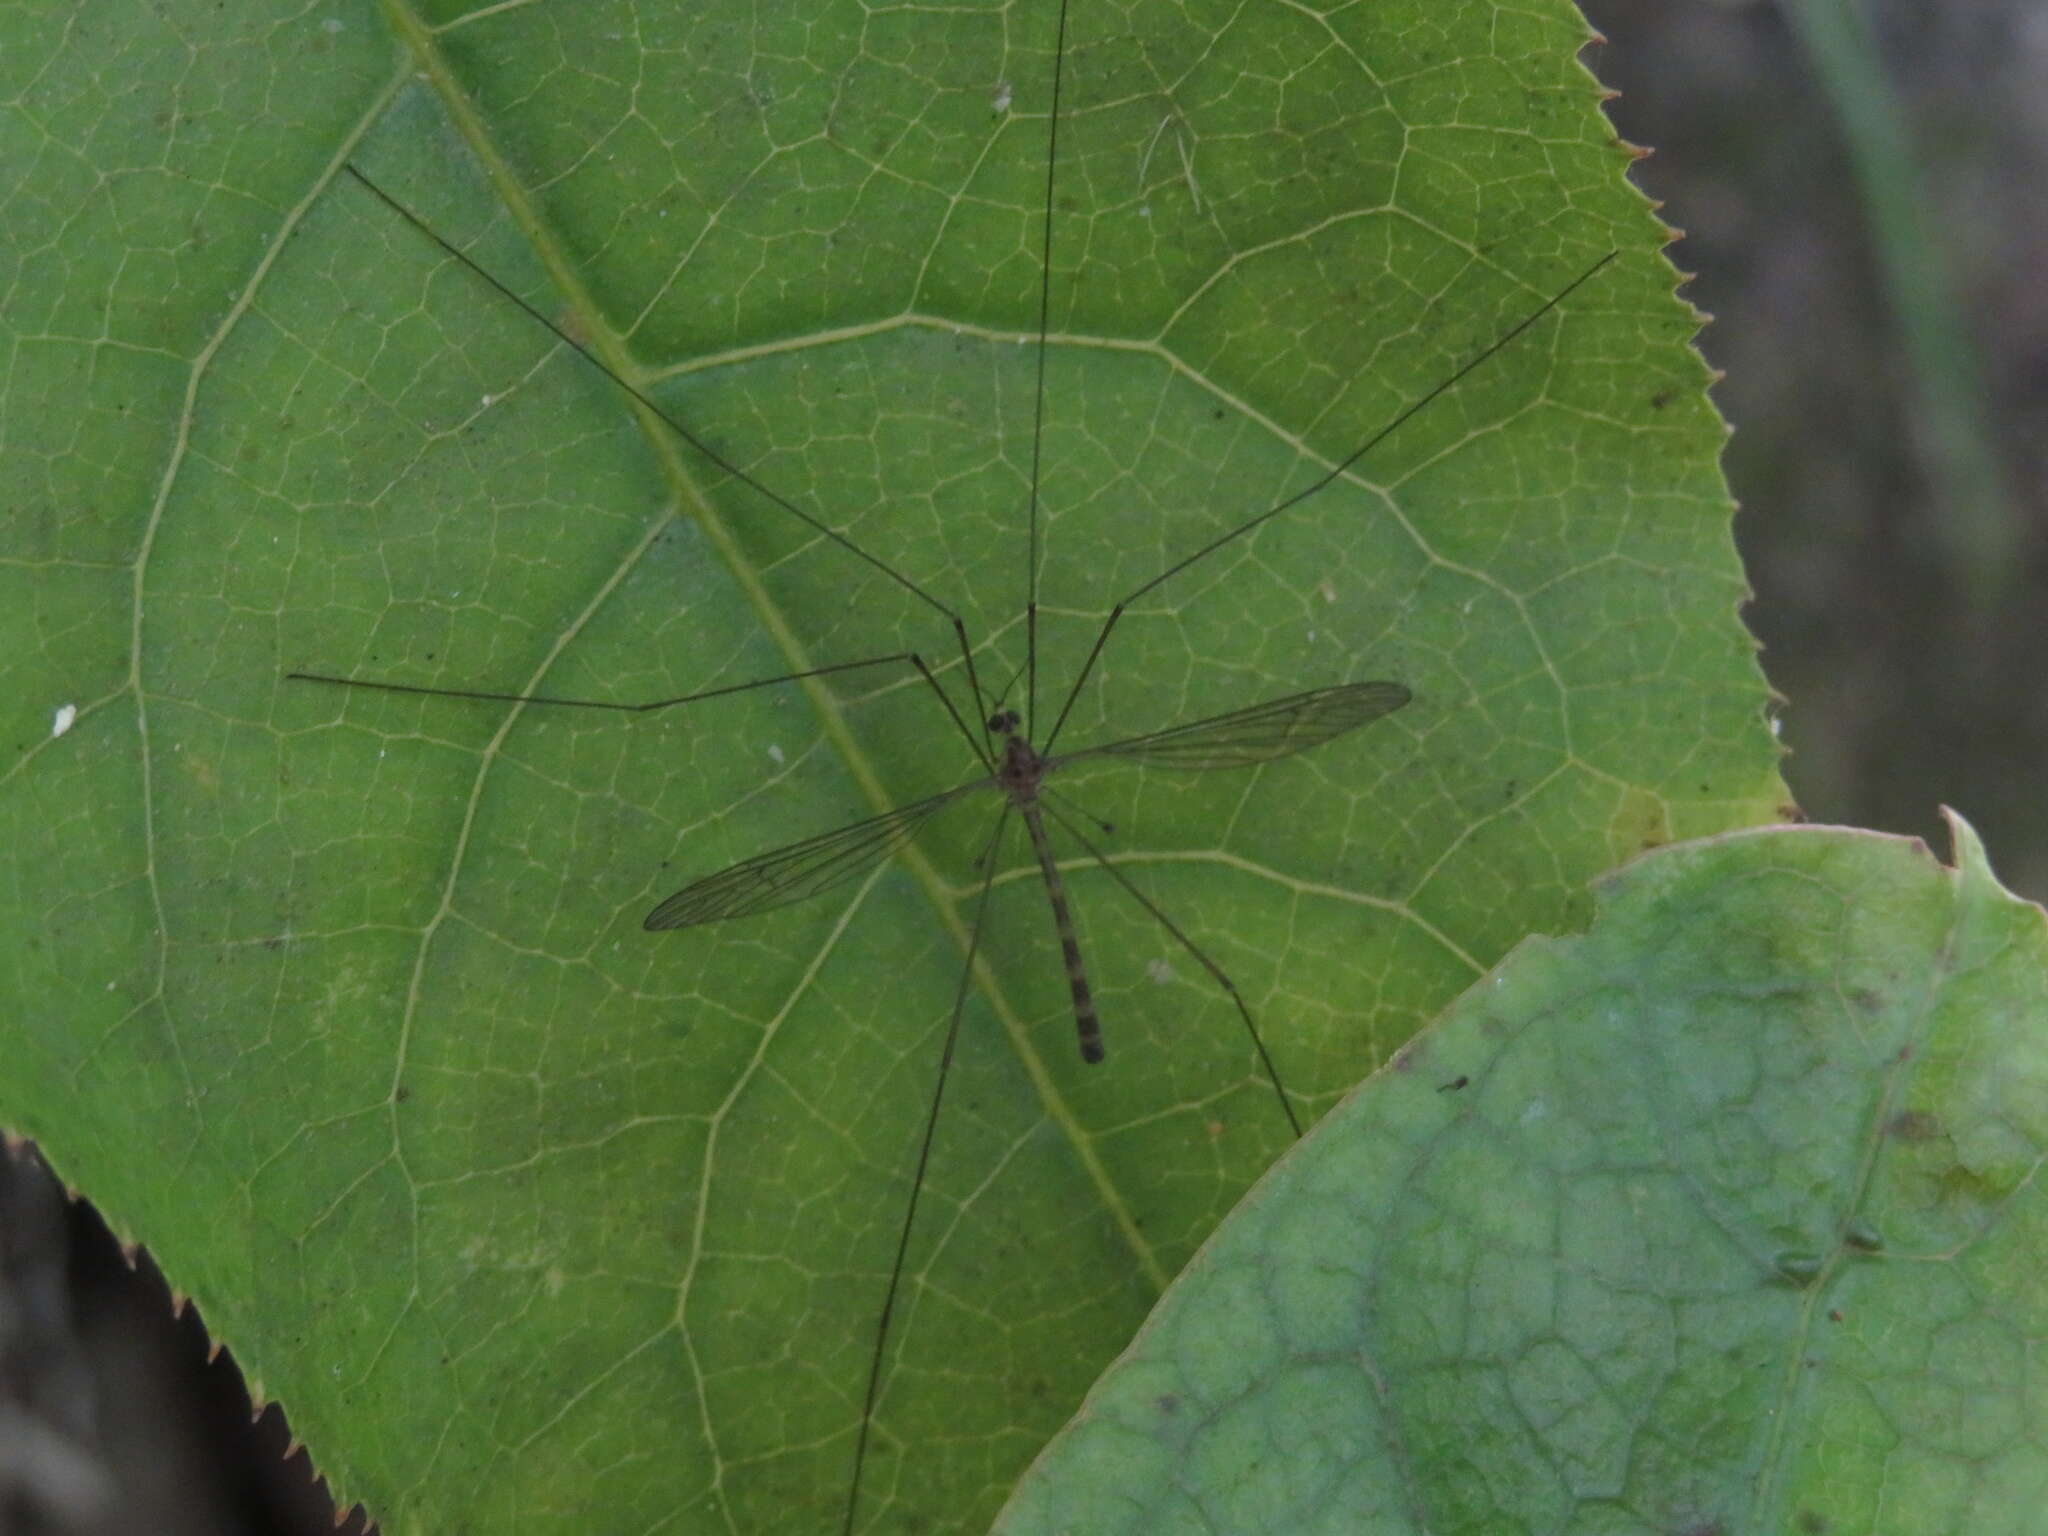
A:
[996,814,2048,1535]
[0,0,1781,1531]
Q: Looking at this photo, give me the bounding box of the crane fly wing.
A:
[643,784,978,930]
[1059,681,1412,772]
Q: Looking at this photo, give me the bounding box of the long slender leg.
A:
[843,806,1013,1536]
[909,655,996,773]
[345,167,955,624]
[1022,0,1077,742]
[1040,802,1304,1139]
[290,647,998,773]
[1039,251,1618,753]
[340,164,994,725]
[285,651,910,715]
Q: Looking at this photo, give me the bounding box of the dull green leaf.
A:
[0,0,1781,1530]
[997,815,2048,1534]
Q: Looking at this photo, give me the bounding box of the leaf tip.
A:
[1939,805,1987,869]
[1938,806,2024,910]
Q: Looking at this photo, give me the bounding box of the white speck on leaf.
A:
[51,703,77,738]
[767,744,785,765]
[1146,958,1174,985]
[993,81,1012,114]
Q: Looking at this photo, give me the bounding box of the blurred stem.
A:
[1782,0,2011,610]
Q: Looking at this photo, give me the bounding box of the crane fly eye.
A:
[987,710,1019,733]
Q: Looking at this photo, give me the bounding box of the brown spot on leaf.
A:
[1886,1109,1941,1142]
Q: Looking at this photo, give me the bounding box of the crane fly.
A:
[642,681,1413,1068]
[285,0,1618,1528]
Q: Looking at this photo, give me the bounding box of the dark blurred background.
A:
[0,1142,367,1535]
[1586,0,2048,896]
[5,2,2041,1530]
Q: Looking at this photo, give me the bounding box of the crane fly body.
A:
[988,704,1105,1064]
[636,679,1413,1065]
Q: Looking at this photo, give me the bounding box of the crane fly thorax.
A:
[988,710,1046,802]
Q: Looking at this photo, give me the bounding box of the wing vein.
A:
[1052,681,1411,773]
[643,781,986,930]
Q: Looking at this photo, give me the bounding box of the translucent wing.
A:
[643,784,981,930]
[1059,681,1412,772]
